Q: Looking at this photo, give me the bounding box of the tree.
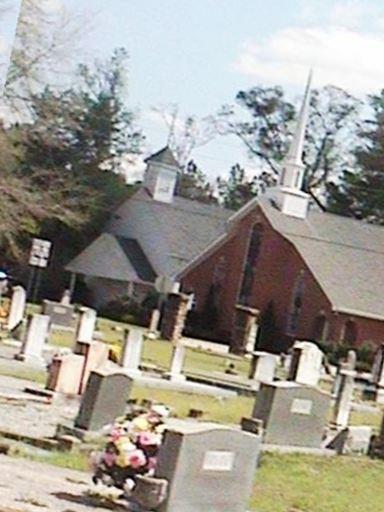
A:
[217,163,275,210]
[217,85,361,204]
[150,106,219,204]
[176,160,217,204]
[1,49,144,261]
[153,104,217,168]
[326,90,384,223]
[0,124,47,259]
[4,0,89,112]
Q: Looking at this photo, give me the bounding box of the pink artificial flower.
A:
[103,451,117,467]
[127,449,147,469]
[146,456,158,471]
[138,431,161,447]
[110,426,124,442]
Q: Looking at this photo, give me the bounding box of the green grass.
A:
[11,443,90,472]
[49,329,75,348]
[0,365,46,384]
[251,453,384,512]
[131,386,253,424]
[8,442,384,512]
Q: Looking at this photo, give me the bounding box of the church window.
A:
[239,224,263,303]
[342,320,358,345]
[286,271,305,336]
[311,313,328,342]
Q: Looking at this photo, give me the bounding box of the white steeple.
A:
[280,70,312,219]
[281,69,312,189]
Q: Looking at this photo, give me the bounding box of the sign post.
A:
[28,238,52,302]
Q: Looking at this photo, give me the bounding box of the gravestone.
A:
[160,293,190,342]
[165,344,186,382]
[120,328,143,376]
[332,350,356,398]
[148,309,161,338]
[75,368,132,431]
[333,369,355,428]
[251,381,330,448]
[370,412,384,458]
[155,421,261,512]
[46,353,85,394]
[16,313,50,363]
[76,307,97,343]
[288,341,324,387]
[74,340,110,394]
[371,344,384,403]
[327,426,372,455]
[248,351,278,387]
[42,300,75,328]
[230,305,259,355]
[7,285,26,333]
[61,289,71,305]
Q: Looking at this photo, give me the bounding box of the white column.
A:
[148,309,161,338]
[16,314,50,363]
[121,329,143,376]
[168,344,186,382]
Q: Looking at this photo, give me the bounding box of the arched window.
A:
[311,314,328,342]
[342,320,358,345]
[285,271,305,336]
[239,224,263,304]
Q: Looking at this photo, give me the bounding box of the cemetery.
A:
[3,0,384,511]
[0,284,384,511]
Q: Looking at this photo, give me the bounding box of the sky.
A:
[3,0,384,180]
[0,0,22,91]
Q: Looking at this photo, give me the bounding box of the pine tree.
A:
[326,91,384,223]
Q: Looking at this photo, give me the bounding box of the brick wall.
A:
[182,204,384,349]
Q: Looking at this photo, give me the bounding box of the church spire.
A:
[279,71,313,219]
[281,70,313,190]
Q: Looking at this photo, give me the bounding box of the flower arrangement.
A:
[91,404,169,494]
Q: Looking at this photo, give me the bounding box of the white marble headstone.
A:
[76,307,97,343]
[8,286,26,332]
[251,352,278,384]
[17,314,50,363]
[289,341,324,387]
[121,329,143,376]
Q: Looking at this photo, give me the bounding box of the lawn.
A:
[10,445,384,512]
[131,386,254,424]
[252,453,384,512]
[2,311,384,512]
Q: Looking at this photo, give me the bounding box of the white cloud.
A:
[329,1,367,28]
[234,25,384,96]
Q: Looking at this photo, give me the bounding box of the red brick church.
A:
[67,76,384,350]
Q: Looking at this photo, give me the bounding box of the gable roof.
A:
[144,146,179,169]
[66,189,232,282]
[66,233,156,283]
[108,188,232,278]
[258,191,384,321]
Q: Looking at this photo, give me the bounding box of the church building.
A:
[67,74,384,350]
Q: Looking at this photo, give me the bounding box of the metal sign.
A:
[29,238,52,268]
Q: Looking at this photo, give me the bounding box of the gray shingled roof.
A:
[66,189,232,282]
[258,191,384,321]
[108,189,232,277]
[66,233,156,283]
[144,146,179,169]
